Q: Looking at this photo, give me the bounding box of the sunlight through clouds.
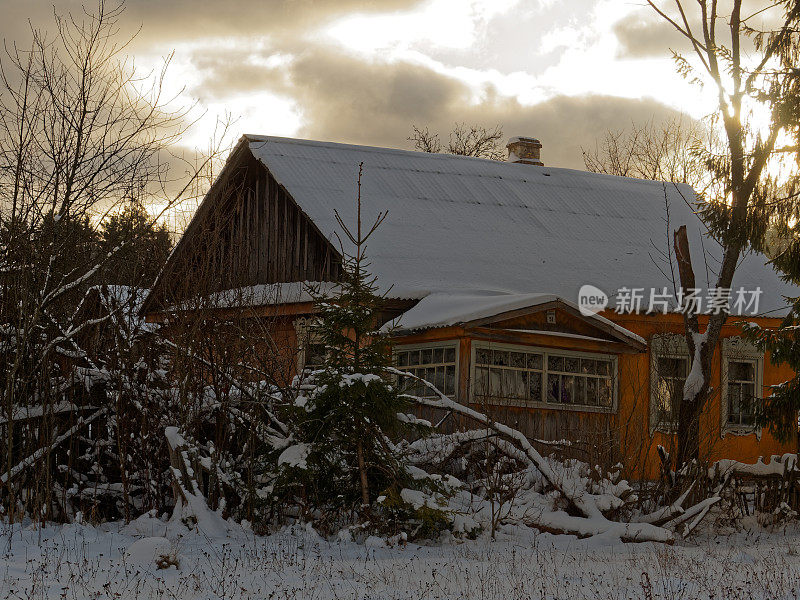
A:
[323,0,521,54]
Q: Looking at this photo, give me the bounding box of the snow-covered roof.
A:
[383,292,645,346]
[244,135,794,316]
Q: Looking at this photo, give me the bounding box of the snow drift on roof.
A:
[245,135,796,316]
[385,291,645,345]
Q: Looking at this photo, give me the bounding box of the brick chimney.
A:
[506,136,543,166]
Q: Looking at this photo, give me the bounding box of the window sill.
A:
[721,425,760,438]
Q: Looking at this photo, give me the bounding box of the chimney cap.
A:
[506,136,541,146]
[506,136,543,166]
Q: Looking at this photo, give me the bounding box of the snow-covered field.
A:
[3,514,800,599]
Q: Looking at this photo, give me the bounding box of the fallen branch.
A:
[1,408,107,485]
[664,496,721,537]
[390,368,675,543]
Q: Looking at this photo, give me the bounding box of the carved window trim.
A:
[649,333,689,435]
[721,337,763,437]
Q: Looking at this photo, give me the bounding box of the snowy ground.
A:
[3,514,800,599]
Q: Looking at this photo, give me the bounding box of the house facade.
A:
[144,135,798,479]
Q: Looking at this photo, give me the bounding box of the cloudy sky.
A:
[2,0,733,169]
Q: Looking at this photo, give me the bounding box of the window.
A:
[394,344,457,397]
[650,334,689,433]
[722,337,763,433]
[726,360,757,427]
[474,347,542,403]
[653,356,689,428]
[473,343,615,410]
[294,317,325,373]
[303,342,327,370]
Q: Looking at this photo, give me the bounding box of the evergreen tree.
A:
[99,202,172,287]
[274,165,445,535]
[743,203,800,443]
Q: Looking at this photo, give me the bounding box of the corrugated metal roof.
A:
[246,135,796,316]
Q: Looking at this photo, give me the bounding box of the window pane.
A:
[445,347,456,363]
[445,365,456,395]
[730,361,755,382]
[434,366,445,392]
[599,379,612,407]
[425,367,436,384]
[529,372,542,403]
[548,356,564,372]
[489,369,503,397]
[514,371,527,399]
[474,367,488,398]
[741,393,755,425]
[502,370,516,398]
[575,377,586,405]
[565,357,580,373]
[397,352,408,367]
[728,383,741,421]
[586,378,598,406]
[658,357,686,378]
[597,360,612,376]
[503,369,525,398]
[408,351,420,366]
[421,349,433,365]
[476,348,490,365]
[493,351,509,366]
[305,343,326,368]
[432,348,443,363]
[581,359,596,375]
[547,375,560,403]
[562,375,575,403]
[527,353,543,370]
[510,352,526,368]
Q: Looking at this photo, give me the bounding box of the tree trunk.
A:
[357,440,369,509]
[673,226,702,469]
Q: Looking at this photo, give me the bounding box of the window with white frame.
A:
[472,344,615,409]
[722,337,763,432]
[394,344,458,397]
[650,334,689,432]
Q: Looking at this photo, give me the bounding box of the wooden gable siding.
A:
[146,145,342,311]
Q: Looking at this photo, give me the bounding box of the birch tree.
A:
[646,0,800,470]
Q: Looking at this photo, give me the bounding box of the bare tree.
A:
[409,122,506,161]
[644,0,800,471]
[0,0,228,521]
[582,116,718,195]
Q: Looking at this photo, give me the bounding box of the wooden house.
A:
[143,135,798,479]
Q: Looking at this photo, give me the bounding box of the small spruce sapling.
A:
[274,164,448,537]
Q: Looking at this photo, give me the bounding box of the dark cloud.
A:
[2,1,694,172]
[612,1,780,59]
[186,43,689,169]
[0,0,425,50]
[254,49,688,169]
[188,48,293,101]
[612,13,689,59]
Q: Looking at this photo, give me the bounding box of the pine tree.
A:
[274,165,443,535]
[743,208,800,444]
[99,202,173,287]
